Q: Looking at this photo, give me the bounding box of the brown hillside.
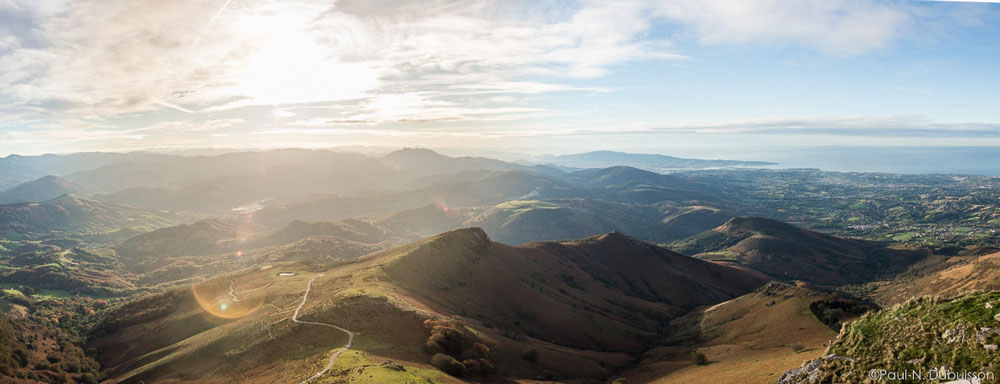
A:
[91,228,767,383]
[679,217,925,285]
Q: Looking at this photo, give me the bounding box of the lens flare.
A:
[192,279,264,319]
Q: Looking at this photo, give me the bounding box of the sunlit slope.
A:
[91,228,767,383]
[625,283,843,384]
[0,194,178,237]
[676,217,926,285]
[863,250,1000,305]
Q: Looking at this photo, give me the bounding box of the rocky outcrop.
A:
[777,354,853,384]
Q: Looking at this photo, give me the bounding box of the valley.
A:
[1,148,1000,384]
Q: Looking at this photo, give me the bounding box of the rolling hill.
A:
[859,250,1000,305]
[626,282,857,384]
[0,175,94,204]
[674,217,926,285]
[116,218,394,275]
[0,194,178,238]
[463,199,733,245]
[89,228,768,383]
[380,148,520,177]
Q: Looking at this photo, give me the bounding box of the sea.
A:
[684,146,1000,175]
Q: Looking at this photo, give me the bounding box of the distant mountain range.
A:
[526,150,776,172]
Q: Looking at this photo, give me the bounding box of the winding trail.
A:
[292,275,355,384]
[228,280,242,302]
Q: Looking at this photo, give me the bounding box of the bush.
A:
[430,353,466,377]
[81,373,99,384]
[421,340,444,355]
[521,347,539,363]
[462,358,496,376]
[427,327,465,353]
[460,342,489,360]
[692,351,708,365]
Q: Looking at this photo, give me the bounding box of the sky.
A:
[1,0,999,156]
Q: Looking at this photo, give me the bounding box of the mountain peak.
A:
[433,227,489,245]
[0,175,92,204]
[382,147,444,160]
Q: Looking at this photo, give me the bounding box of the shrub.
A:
[692,351,708,365]
[462,358,496,376]
[460,342,489,360]
[421,340,444,355]
[80,373,99,384]
[430,353,467,377]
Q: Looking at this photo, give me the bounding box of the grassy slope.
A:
[792,291,1000,384]
[92,228,768,383]
[859,251,1000,305]
[624,283,838,384]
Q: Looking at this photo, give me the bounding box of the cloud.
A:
[0,0,676,121]
[0,0,996,154]
[540,116,1000,139]
[650,0,916,55]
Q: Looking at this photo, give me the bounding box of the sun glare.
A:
[191,280,264,319]
[234,11,379,106]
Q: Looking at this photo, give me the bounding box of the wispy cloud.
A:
[0,0,996,153]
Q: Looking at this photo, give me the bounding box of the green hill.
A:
[781,291,1000,384]
[0,194,178,238]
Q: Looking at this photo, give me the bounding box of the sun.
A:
[233,11,379,106]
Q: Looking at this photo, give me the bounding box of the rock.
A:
[907,357,925,365]
[994,313,1000,321]
[777,354,853,384]
[380,361,406,371]
[985,344,998,351]
[987,302,993,309]
[942,327,966,344]
[975,327,999,344]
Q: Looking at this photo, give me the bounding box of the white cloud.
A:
[0,0,676,122]
[652,0,913,55]
[0,0,995,154]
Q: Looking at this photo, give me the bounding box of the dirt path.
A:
[292,274,356,384]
